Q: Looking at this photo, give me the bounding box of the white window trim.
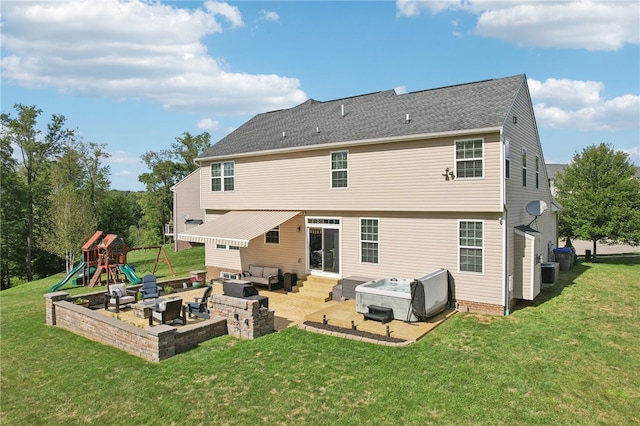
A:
[454,138,485,179]
[458,219,484,275]
[330,150,349,189]
[211,160,235,192]
[265,226,280,245]
[220,271,239,280]
[216,244,240,251]
[360,217,380,265]
[522,148,527,187]
[505,138,511,180]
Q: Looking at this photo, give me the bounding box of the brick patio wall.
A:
[208,295,274,339]
[44,292,226,362]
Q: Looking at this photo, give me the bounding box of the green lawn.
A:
[1,248,639,425]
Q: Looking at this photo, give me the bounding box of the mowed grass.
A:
[1,248,638,425]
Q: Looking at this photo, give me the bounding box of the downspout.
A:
[501,132,510,316]
[503,208,510,316]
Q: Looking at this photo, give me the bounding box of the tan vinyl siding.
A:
[173,171,205,251]
[241,216,306,276]
[339,212,504,306]
[205,245,242,272]
[203,212,306,277]
[504,81,557,300]
[199,133,503,213]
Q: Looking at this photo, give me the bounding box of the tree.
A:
[80,142,111,218]
[40,140,99,273]
[138,132,211,244]
[0,136,27,289]
[1,105,72,281]
[40,187,96,273]
[555,143,640,260]
[98,190,142,244]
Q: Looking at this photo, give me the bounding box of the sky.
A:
[1,0,639,191]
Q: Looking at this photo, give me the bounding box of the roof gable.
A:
[198,74,526,159]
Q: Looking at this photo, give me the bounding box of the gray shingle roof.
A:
[198,74,526,159]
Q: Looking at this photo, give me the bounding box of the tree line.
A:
[2,105,638,288]
[1,104,212,289]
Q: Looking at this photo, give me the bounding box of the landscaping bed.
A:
[303,320,407,343]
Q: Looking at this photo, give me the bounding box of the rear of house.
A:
[176,74,557,315]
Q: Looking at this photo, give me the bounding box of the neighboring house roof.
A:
[546,163,639,180]
[198,74,526,159]
[545,164,566,180]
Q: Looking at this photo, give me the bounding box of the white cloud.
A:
[204,1,244,28]
[396,0,639,51]
[107,150,144,165]
[197,118,220,130]
[619,145,640,164]
[1,1,306,115]
[530,78,640,131]
[259,10,280,23]
[528,78,604,107]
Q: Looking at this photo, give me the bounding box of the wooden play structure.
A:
[50,231,175,291]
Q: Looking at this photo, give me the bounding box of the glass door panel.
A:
[309,227,323,271]
[308,226,340,274]
[323,228,339,274]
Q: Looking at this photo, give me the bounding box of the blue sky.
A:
[2,0,639,191]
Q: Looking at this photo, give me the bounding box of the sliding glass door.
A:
[307,218,340,275]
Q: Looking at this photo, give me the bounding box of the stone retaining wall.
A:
[45,292,226,362]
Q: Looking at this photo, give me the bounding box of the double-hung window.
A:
[211,161,235,192]
[505,138,511,179]
[455,139,483,178]
[459,221,483,273]
[331,151,348,188]
[360,218,379,264]
[535,156,540,189]
[265,226,280,244]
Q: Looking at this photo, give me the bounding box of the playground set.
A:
[49,231,175,292]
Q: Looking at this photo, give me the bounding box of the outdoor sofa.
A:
[241,265,282,290]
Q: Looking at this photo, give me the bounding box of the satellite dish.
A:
[526,200,548,217]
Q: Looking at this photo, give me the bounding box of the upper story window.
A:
[265,226,280,244]
[360,218,379,264]
[522,149,527,187]
[535,156,540,189]
[331,151,348,188]
[211,161,235,192]
[455,139,483,178]
[505,138,511,179]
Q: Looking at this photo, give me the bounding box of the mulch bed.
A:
[303,321,406,343]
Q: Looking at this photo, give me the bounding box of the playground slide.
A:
[119,264,142,284]
[48,261,87,292]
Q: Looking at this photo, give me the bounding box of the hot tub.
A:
[355,269,449,322]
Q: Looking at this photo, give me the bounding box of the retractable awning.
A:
[177,210,300,247]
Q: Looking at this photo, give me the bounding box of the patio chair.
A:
[140,274,161,299]
[104,283,136,313]
[186,286,213,319]
[148,298,185,326]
